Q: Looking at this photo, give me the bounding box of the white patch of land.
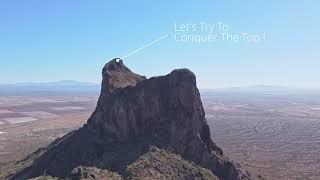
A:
[0,97,67,107]
[3,117,38,124]
[31,99,67,103]
[51,106,85,111]
[19,111,57,119]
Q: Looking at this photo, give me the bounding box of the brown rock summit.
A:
[100,58,146,94]
[12,59,251,180]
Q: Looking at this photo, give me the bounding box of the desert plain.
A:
[0,90,320,179]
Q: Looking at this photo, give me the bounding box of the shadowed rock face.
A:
[88,59,223,155]
[12,59,251,180]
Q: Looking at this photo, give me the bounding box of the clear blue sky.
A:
[1,1,319,88]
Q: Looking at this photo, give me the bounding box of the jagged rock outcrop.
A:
[67,166,123,180]
[100,59,146,94]
[127,146,218,180]
[12,58,251,180]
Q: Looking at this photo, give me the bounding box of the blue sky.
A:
[0,1,319,88]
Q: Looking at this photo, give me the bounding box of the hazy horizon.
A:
[1,80,320,91]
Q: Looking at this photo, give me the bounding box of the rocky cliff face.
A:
[12,59,251,180]
[89,59,223,154]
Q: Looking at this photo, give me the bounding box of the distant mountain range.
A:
[202,85,320,95]
[1,80,98,86]
[0,80,100,95]
[1,81,319,96]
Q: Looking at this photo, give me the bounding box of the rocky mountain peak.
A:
[103,58,127,71]
[101,58,146,94]
[12,59,251,180]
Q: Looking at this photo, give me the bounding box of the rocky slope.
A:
[127,146,218,179]
[12,58,251,180]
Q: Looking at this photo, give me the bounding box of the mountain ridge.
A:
[11,58,251,180]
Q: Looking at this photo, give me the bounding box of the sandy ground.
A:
[0,113,90,165]
[1,92,320,179]
[203,92,320,180]
[0,95,97,173]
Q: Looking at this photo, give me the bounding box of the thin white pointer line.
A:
[121,34,169,59]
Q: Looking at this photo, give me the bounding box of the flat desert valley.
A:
[203,91,320,180]
[0,90,320,179]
